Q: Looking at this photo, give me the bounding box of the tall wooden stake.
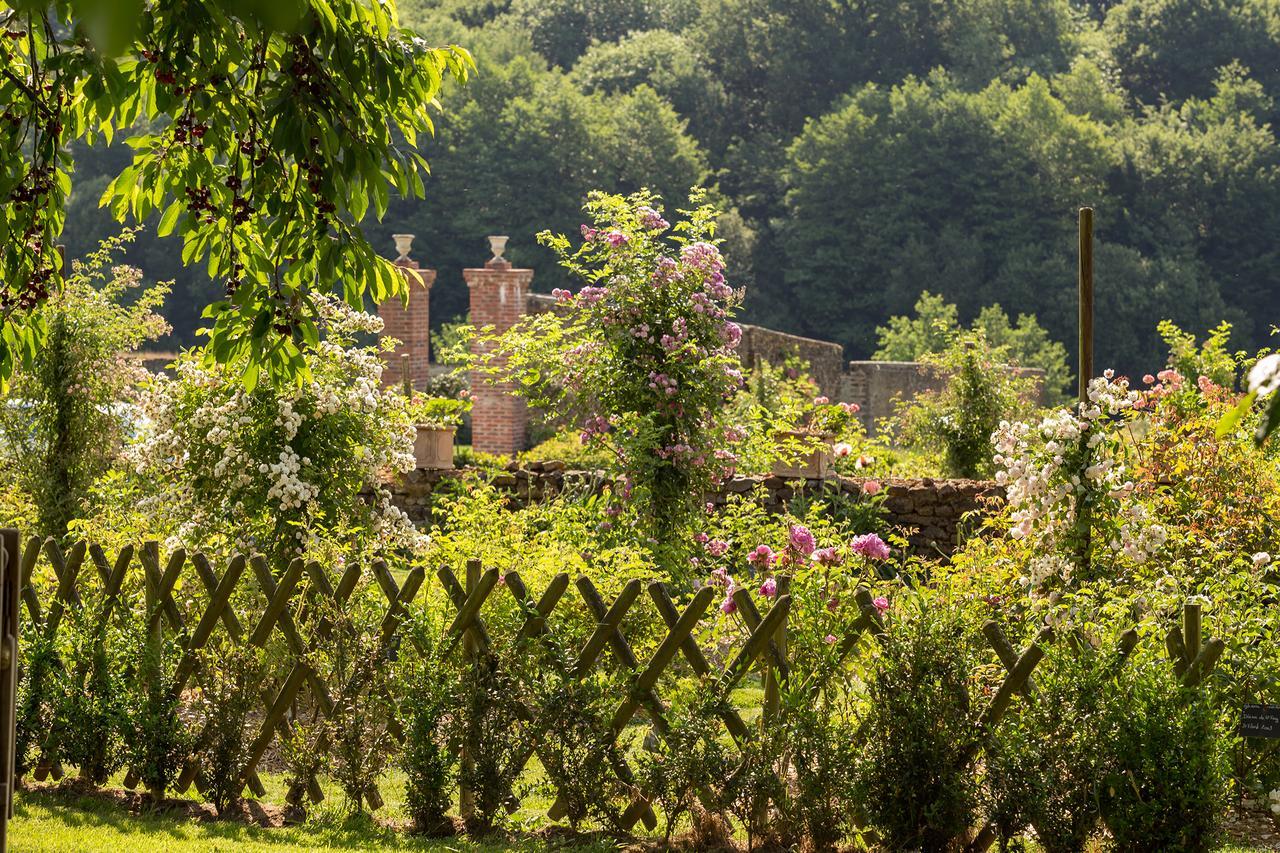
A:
[0,529,19,853]
[1078,208,1094,402]
[1076,209,1095,573]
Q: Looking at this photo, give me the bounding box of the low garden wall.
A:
[386,464,1003,555]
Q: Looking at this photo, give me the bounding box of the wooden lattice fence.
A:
[12,534,1224,848]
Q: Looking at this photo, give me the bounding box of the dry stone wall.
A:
[385,464,1004,556]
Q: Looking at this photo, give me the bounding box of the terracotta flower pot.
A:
[771,430,832,479]
[414,425,456,470]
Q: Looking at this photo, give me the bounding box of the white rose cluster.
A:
[129,296,422,557]
[992,373,1165,572]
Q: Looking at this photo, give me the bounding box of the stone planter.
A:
[414,425,456,470]
[771,431,832,479]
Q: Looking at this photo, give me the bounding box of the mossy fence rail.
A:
[9,534,1224,848]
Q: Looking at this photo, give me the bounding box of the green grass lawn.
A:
[10,787,621,852]
[11,786,1278,853]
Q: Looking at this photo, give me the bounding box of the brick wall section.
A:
[378,259,436,390]
[385,465,1003,556]
[466,258,535,455]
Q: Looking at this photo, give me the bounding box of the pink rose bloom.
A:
[1142,374,1156,385]
[709,567,730,588]
[720,595,737,615]
[759,577,777,598]
[841,402,861,415]
[694,532,709,545]
[604,230,629,247]
[862,479,882,496]
[872,596,890,614]
[851,533,891,561]
[824,634,837,645]
[706,539,729,557]
[812,546,843,567]
[580,225,598,241]
[788,524,816,556]
[814,396,829,405]
[747,544,775,568]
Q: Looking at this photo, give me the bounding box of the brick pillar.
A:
[379,233,436,391]
[465,236,533,456]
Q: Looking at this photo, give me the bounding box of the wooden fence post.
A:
[0,529,19,853]
[459,559,481,824]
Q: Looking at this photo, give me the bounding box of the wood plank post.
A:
[1078,207,1094,402]
[1077,206,1095,573]
[459,559,480,824]
[0,529,20,853]
[142,543,163,797]
[1183,600,1201,670]
[762,575,789,729]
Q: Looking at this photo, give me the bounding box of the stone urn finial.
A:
[487,235,509,263]
[392,233,415,262]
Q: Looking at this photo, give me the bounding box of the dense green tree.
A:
[571,30,728,150]
[874,292,1074,400]
[692,0,1078,141]
[781,75,1112,358]
[1111,67,1280,347]
[365,50,712,325]
[1104,0,1280,115]
[503,0,698,68]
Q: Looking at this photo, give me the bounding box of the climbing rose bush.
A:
[481,189,745,560]
[991,372,1166,594]
[130,297,424,561]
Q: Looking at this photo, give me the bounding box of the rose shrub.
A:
[478,189,744,572]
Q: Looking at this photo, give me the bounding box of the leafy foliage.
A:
[478,189,744,568]
[0,0,471,385]
[876,291,1073,403]
[0,231,168,539]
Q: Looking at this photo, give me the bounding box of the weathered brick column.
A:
[465,236,533,455]
[379,233,436,390]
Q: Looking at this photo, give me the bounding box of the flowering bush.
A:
[130,297,424,563]
[991,371,1163,592]
[479,189,744,566]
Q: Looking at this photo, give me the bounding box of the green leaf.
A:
[1216,392,1255,438]
[156,200,183,237]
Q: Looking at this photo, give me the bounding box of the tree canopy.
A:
[1,0,470,385]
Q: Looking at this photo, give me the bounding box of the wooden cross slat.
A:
[18,536,42,628]
[648,583,752,745]
[503,573,654,830]
[610,586,715,737]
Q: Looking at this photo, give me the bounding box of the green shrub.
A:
[894,331,1038,479]
[986,640,1120,852]
[0,231,169,539]
[128,630,191,799]
[54,597,132,783]
[192,643,266,816]
[1099,660,1225,853]
[400,652,459,834]
[637,690,731,844]
[854,593,983,850]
